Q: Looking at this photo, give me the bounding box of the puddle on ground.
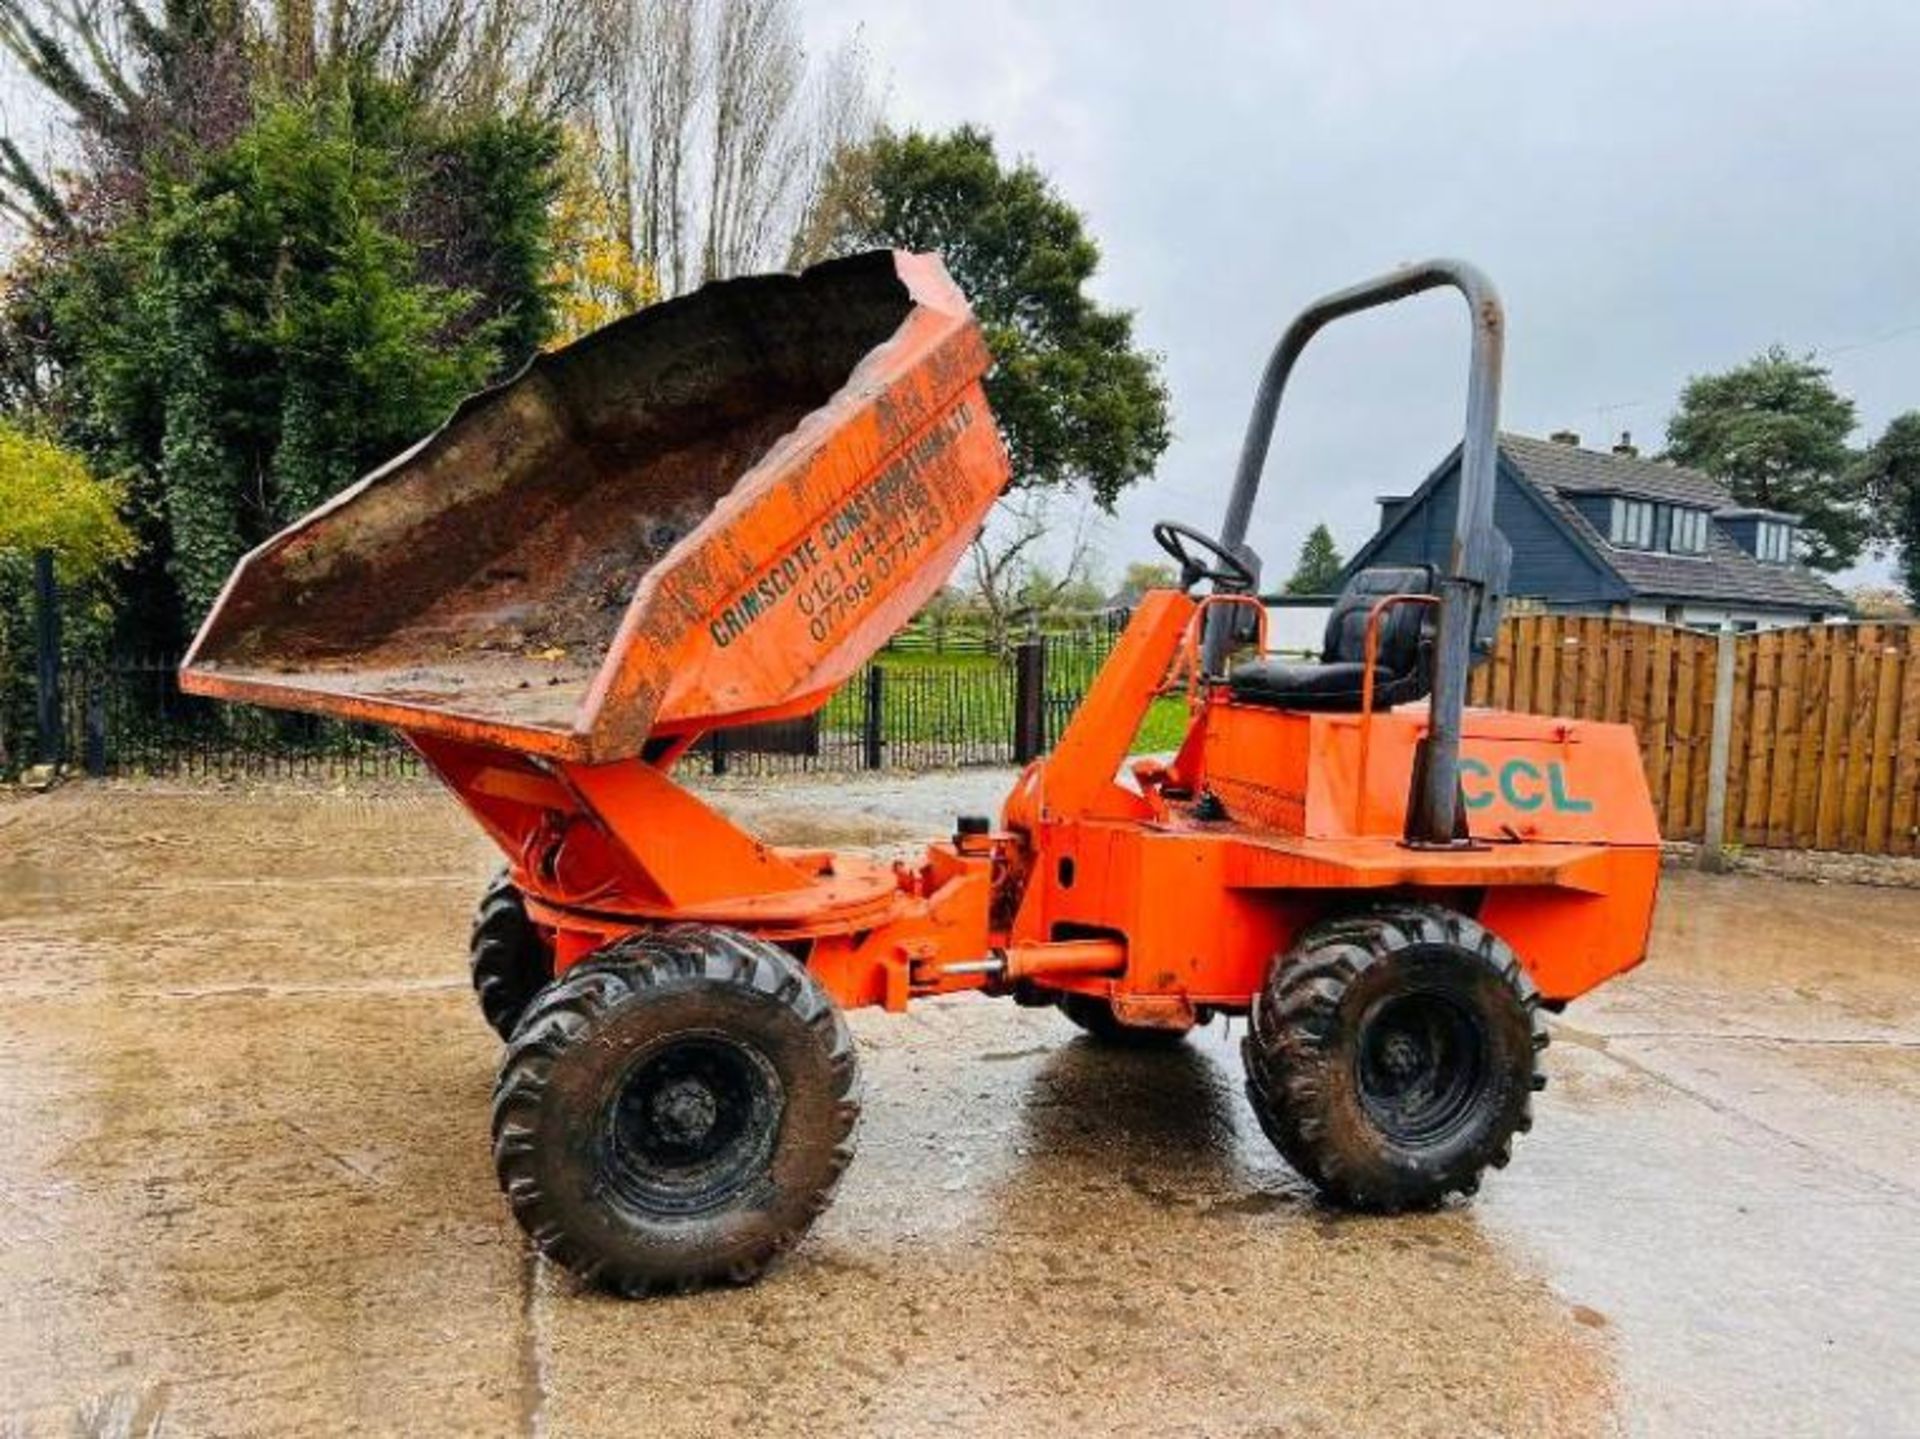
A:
[9,783,1917,1434]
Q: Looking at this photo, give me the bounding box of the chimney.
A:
[1612,431,1638,458]
[1549,429,1580,447]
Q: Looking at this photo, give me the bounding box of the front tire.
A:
[470,870,553,1040]
[491,925,859,1296]
[1242,904,1546,1212]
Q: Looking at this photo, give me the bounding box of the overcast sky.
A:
[804,0,1918,590]
[5,2,1910,589]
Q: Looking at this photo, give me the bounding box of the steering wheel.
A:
[1152,521,1257,592]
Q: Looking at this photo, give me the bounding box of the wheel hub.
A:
[651,1078,720,1145]
[1378,1030,1425,1084]
[602,1034,785,1215]
[1355,987,1488,1145]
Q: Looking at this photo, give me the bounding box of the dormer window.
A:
[1756,521,1795,563]
[1668,507,1709,555]
[1606,498,1711,555]
[1609,498,1654,548]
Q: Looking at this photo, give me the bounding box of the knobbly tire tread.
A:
[1057,993,1191,1048]
[469,870,554,1041]
[1242,903,1548,1212]
[491,924,860,1297]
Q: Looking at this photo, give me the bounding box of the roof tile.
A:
[1500,434,1849,614]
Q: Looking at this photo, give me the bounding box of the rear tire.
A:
[1057,993,1191,1048]
[1242,904,1546,1212]
[470,870,553,1040]
[491,925,860,1296]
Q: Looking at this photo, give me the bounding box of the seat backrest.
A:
[1322,565,1438,673]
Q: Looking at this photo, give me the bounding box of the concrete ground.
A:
[0,773,1916,1438]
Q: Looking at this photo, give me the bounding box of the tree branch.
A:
[0,134,69,232]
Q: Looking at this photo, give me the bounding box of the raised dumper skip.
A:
[182,251,1661,1296]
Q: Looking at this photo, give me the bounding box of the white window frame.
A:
[1667,507,1708,555]
[1756,521,1795,563]
[1609,498,1654,549]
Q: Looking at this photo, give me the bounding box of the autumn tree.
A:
[1664,347,1866,572]
[546,129,658,344]
[0,420,131,765]
[0,419,129,581]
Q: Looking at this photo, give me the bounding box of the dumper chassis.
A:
[184,252,1659,1295]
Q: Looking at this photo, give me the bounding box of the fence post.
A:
[32,549,63,769]
[1700,624,1738,871]
[863,665,885,770]
[83,670,107,777]
[709,728,729,777]
[1013,637,1046,763]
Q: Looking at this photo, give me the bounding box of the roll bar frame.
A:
[1211,259,1510,848]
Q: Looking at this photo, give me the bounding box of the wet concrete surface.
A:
[1,774,1916,1437]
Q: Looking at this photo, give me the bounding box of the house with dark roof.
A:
[1346,431,1850,629]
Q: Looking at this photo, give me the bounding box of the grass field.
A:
[815,642,1192,758]
[1131,697,1191,752]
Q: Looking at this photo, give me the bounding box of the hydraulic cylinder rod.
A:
[936,939,1127,982]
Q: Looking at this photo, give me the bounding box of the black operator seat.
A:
[1228,564,1439,713]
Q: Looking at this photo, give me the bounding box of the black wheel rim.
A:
[1354,987,1487,1145]
[600,1033,785,1215]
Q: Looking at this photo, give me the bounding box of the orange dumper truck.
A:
[183,251,1659,1295]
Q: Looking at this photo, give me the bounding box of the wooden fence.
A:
[1471,616,1920,855]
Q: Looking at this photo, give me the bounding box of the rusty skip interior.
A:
[186,256,916,732]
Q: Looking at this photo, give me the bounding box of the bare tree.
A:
[785,27,876,267]
[585,0,703,296]
[0,0,873,283]
[702,0,797,279]
[0,0,599,233]
[573,0,873,297]
[966,491,1099,652]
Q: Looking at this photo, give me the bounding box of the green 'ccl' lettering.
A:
[1459,758,1594,814]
